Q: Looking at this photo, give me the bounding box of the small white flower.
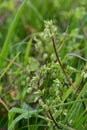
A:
[42,20,57,39]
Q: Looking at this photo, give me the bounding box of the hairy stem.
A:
[48,110,61,129]
[37,72,60,129]
[51,33,78,93]
[51,32,87,111]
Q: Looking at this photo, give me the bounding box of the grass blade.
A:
[0,0,26,68]
[24,38,32,65]
[63,83,87,123]
[0,52,20,79]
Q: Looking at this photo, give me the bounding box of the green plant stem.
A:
[48,110,61,129]
[37,73,60,129]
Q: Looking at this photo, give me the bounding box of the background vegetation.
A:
[0,0,87,130]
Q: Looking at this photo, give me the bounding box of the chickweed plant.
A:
[8,20,87,130]
[0,1,87,130]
